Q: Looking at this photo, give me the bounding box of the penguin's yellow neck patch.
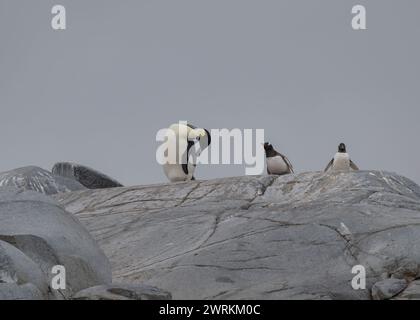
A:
[196,129,206,137]
[189,128,206,140]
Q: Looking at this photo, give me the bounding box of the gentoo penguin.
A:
[162,122,211,182]
[263,142,294,175]
[324,143,359,172]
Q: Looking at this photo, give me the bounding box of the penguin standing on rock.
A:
[162,122,211,182]
[324,143,359,172]
[263,142,294,175]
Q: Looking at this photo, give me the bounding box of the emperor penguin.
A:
[324,143,359,172]
[162,122,211,182]
[263,142,294,175]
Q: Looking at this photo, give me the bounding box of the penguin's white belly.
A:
[267,156,289,174]
[332,153,351,171]
[163,163,195,182]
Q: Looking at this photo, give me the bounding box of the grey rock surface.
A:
[72,283,172,300]
[0,239,48,297]
[55,171,420,300]
[394,280,420,300]
[0,188,112,299]
[371,278,407,300]
[52,162,123,189]
[0,166,85,195]
[0,283,44,300]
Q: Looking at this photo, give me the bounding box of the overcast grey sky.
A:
[0,0,419,186]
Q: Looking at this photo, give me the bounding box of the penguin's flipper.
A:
[182,163,189,175]
[267,167,271,175]
[324,159,334,172]
[279,153,294,174]
[350,160,359,171]
[182,140,196,176]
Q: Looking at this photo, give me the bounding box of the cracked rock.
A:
[0,166,85,195]
[393,280,420,300]
[55,171,420,300]
[52,162,123,189]
[0,283,44,300]
[72,284,172,300]
[0,187,112,299]
[371,279,408,300]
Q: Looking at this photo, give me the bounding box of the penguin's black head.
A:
[263,142,273,153]
[263,142,279,158]
[338,143,346,153]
